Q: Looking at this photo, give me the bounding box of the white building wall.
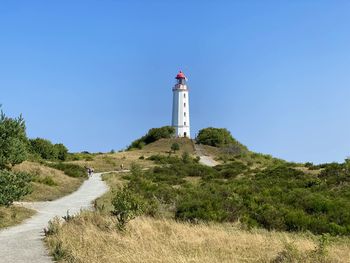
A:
[172,84,190,138]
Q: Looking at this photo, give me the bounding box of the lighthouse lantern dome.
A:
[175,71,187,84]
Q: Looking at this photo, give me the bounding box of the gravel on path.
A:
[0,173,108,263]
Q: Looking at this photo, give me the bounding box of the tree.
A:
[182,151,191,163]
[54,143,68,161]
[0,170,32,206]
[0,108,28,169]
[29,138,57,160]
[145,126,175,144]
[171,142,180,153]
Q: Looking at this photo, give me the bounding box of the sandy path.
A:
[194,144,219,167]
[0,173,108,263]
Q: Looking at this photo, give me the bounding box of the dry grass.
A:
[0,205,35,229]
[45,157,350,263]
[12,161,83,201]
[45,212,350,263]
[141,138,195,155]
[69,138,195,172]
[68,152,152,172]
[199,144,222,158]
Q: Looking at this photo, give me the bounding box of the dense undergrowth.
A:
[118,154,350,236]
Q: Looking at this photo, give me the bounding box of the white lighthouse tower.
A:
[172,71,190,138]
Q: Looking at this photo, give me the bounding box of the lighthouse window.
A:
[184,122,186,126]
[184,103,186,107]
[184,112,186,117]
[184,94,186,98]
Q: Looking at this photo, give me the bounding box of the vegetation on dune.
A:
[0,170,32,206]
[45,211,349,263]
[111,188,144,230]
[0,107,86,228]
[29,138,68,161]
[44,126,350,262]
[45,162,87,178]
[13,162,83,202]
[105,153,350,236]
[127,126,175,150]
[196,127,248,155]
[170,142,180,154]
[0,109,32,207]
[0,206,35,229]
[0,108,28,169]
[0,108,35,227]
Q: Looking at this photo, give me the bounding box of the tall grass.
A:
[13,161,84,202]
[45,211,350,263]
[0,206,35,229]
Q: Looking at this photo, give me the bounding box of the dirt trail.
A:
[0,173,108,263]
[194,143,219,167]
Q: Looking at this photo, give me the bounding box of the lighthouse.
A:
[172,71,190,138]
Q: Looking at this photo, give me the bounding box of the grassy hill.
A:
[44,131,350,262]
[13,161,84,202]
[0,160,86,229]
[45,169,350,263]
[67,138,195,172]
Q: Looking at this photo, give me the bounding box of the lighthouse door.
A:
[184,132,187,138]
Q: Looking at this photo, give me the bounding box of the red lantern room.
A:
[175,71,187,84]
[175,71,186,79]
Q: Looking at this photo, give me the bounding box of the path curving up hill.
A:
[0,173,108,263]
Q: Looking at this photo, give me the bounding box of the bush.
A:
[0,170,32,206]
[46,162,87,178]
[0,109,28,169]
[111,188,144,230]
[196,127,248,155]
[30,138,57,160]
[215,161,248,179]
[54,144,68,161]
[29,138,68,161]
[128,156,350,235]
[171,142,180,153]
[33,176,57,186]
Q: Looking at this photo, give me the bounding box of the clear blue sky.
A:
[1,1,350,164]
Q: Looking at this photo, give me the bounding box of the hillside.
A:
[45,168,350,263]
[44,129,350,262]
[0,108,90,229]
[68,138,195,172]
[13,161,84,202]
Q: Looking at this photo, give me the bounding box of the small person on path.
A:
[120,163,124,171]
[86,167,94,177]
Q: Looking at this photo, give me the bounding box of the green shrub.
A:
[29,138,57,160]
[196,127,248,151]
[54,144,68,161]
[33,175,57,186]
[29,138,68,161]
[215,161,248,179]
[171,142,180,153]
[45,162,87,178]
[0,109,28,169]
[121,150,350,236]
[0,170,32,206]
[111,188,144,230]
